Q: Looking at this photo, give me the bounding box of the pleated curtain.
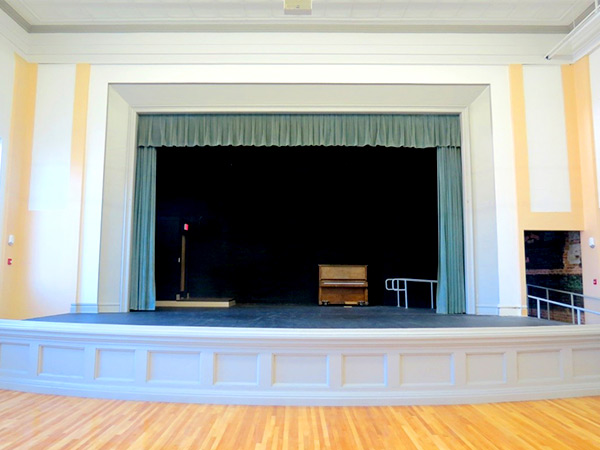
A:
[138,114,462,149]
[129,146,157,311]
[436,146,466,314]
[131,114,465,313]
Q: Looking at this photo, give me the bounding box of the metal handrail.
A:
[526,284,600,323]
[385,278,437,309]
[527,284,600,302]
[528,295,600,325]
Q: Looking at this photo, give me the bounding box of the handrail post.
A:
[570,294,575,324]
[404,279,408,309]
[577,309,582,325]
[537,298,541,319]
[430,282,434,309]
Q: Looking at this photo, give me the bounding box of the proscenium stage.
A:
[28,305,564,328]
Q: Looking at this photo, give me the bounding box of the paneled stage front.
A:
[0,306,599,406]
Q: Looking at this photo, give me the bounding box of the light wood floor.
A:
[0,391,599,449]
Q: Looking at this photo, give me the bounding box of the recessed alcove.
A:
[155,145,438,306]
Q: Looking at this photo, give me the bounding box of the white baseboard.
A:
[498,305,528,317]
[476,305,499,315]
[70,303,99,313]
[98,303,121,313]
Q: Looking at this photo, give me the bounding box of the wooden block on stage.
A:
[318,265,368,306]
[156,298,236,308]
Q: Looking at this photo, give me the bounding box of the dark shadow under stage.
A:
[28,305,565,328]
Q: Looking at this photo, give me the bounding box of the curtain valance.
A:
[137,114,461,149]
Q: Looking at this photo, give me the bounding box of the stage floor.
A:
[28,305,566,328]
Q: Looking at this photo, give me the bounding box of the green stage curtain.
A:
[134,113,464,313]
[138,114,461,149]
[129,146,157,311]
[436,146,466,314]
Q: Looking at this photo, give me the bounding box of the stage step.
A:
[156,298,235,308]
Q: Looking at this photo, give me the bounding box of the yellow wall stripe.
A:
[0,55,37,319]
[70,64,91,307]
[509,63,589,312]
[508,64,529,312]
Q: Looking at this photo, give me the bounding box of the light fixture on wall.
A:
[545,2,600,61]
[284,0,312,15]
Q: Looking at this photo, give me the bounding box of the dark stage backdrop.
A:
[155,146,438,306]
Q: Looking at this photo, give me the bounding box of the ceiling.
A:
[0,0,595,33]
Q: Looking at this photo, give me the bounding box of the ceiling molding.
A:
[546,6,600,61]
[0,0,29,32]
[26,23,573,35]
[0,6,30,55]
[0,0,576,65]
[0,0,580,35]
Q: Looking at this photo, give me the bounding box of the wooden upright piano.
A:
[318,265,368,306]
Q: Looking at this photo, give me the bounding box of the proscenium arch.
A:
[97,83,498,316]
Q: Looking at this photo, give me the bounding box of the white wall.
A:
[86,65,521,314]
[588,50,600,209]
[25,32,563,65]
[468,88,501,315]
[26,64,80,316]
[29,65,75,211]
[523,65,571,213]
[97,88,136,312]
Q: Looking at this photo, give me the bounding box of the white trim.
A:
[70,303,99,313]
[460,108,476,315]
[1,320,599,405]
[498,305,529,317]
[477,306,500,315]
[134,106,469,114]
[98,303,121,313]
[87,68,519,316]
[0,8,29,57]
[119,109,137,313]
[23,32,565,66]
[546,6,600,62]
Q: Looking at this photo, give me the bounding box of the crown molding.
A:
[0,0,573,35]
[27,23,572,35]
[0,2,569,65]
[0,7,29,56]
[546,6,600,62]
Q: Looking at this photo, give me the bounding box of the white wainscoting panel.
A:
[0,343,29,374]
[466,352,506,385]
[39,346,85,378]
[342,354,386,387]
[572,348,600,379]
[96,349,136,382]
[0,321,599,406]
[400,353,454,387]
[517,350,562,382]
[214,353,258,386]
[273,354,329,387]
[147,351,202,384]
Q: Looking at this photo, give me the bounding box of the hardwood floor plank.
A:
[0,391,599,449]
